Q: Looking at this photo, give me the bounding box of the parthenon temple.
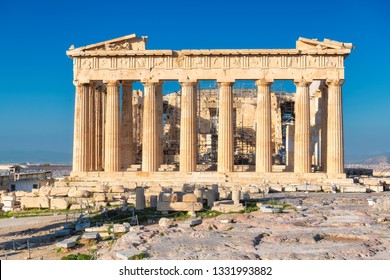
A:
[66,34,353,185]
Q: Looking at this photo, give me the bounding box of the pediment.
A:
[68,33,148,52]
[296,37,353,51]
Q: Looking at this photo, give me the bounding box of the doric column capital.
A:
[103,80,120,87]
[73,80,90,87]
[294,79,312,87]
[180,81,197,87]
[256,79,274,86]
[326,79,344,86]
[218,82,234,87]
[141,79,160,87]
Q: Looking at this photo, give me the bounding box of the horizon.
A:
[0,0,389,165]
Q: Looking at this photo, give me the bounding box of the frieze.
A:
[77,54,344,71]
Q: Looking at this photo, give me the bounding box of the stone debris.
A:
[54,229,72,237]
[260,205,283,213]
[82,232,100,240]
[56,235,81,249]
[113,223,131,233]
[158,218,175,228]
[116,248,144,260]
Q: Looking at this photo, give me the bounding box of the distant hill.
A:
[363,156,390,165]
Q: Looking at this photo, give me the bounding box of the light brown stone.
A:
[21,197,50,209]
[50,198,70,210]
[93,193,106,202]
[38,186,52,197]
[157,202,203,212]
[51,187,70,197]
[182,193,197,203]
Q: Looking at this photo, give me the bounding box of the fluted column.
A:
[326,79,344,174]
[217,82,234,172]
[255,79,273,173]
[142,81,159,172]
[180,81,198,172]
[101,89,106,170]
[94,86,103,171]
[121,81,133,169]
[104,81,121,172]
[72,82,89,172]
[156,83,164,166]
[88,83,95,171]
[294,80,312,173]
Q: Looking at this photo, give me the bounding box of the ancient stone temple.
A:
[66,34,353,185]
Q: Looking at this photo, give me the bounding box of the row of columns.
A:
[73,79,344,175]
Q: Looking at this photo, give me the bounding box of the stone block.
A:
[113,223,130,233]
[296,185,322,192]
[242,186,260,194]
[93,193,106,202]
[340,186,367,193]
[14,191,29,197]
[82,232,100,240]
[109,200,124,206]
[157,201,203,212]
[56,240,75,248]
[21,197,50,209]
[110,185,124,193]
[284,186,297,192]
[322,185,334,193]
[2,196,16,202]
[50,198,70,210]
[51,187,70,197]
[187,218,202,226]
[160,192,172,202]
[54,229,72,237]
[38,186,52,196]
[68,187,91,198]
[93,185,109,193]
[260,206,283,213]
[182,193,197,203]
[3,200,14,208]
[367,186,384,192]
[85,226,110,233]
[269,185,283,192]
[116,248,144,260]
[69,204,82,210]
[211,203,245,213]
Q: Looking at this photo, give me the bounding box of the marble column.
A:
[156,83,164,166]
[72,82,89,172]
[94,86,103,171]
[101,89,106,170]
[217,82,234,172]
[286,124,295,171]
[319,83,328,171]
[121,81,133,169]
[104,81,121,172]
[88,83,96,171]
[255,79,273,173]
[180,81,198,172]
[326,79,344,174]
[294,80,312,173]
[142,81,159,172]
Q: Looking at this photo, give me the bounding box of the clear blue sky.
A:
[0,0,389,163]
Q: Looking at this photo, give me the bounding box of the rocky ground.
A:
[1,192,390,260]
[101,192,390,260]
